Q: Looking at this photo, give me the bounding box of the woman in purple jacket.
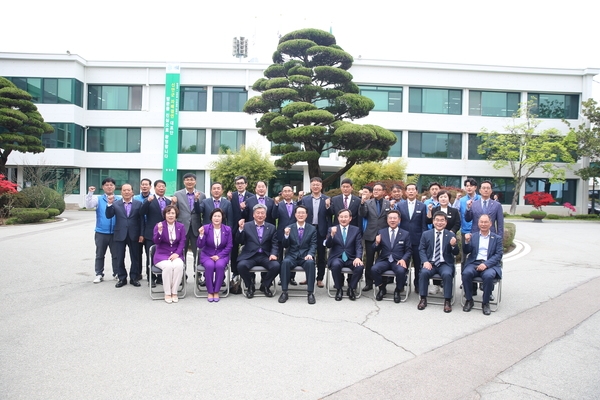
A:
[153,205,185,303]
[197,208,233,302]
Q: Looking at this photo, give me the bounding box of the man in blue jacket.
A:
[85,177,121,283]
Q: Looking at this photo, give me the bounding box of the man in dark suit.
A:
[359,182,392,291]
[228,175,254,276]
[246,180,275,225]
[171,173,205,272]
[300,177,330,287]
[418,211,460,312]
[330,178,361,227]
[325,209,364,301]
[236,203,280,298]
[273,185,298,286]
[105,183,144,288]
[198,182,233,226]
[140,179,171,286]
[372,210,412,303]
[462,214,503,315]
[278,205,317,304]
[465,180,504,237]
[398,183,428,290]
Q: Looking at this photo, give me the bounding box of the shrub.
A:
[20,186,65,214]
[547,214,560,219]
[574,214,600,220]
[503,223,516,252]
[503,212,509,218]
[521,213,532,218]
[14,209,49,223]
[46,208,60,218]
[9,208,31,216]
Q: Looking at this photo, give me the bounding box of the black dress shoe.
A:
[335,288,343,301]
[261,286,273,297]
[307,293,316,304]
[482,303,491,315]
[363,283,373,292]
[444,300,452,313]
[115,280,127,288]
[346,288,351,297]
[290,279,298,286]
[278,292,289,303]
[151,281,156,288]
[463,299,474,312]
[394,289,401,303]
[130,280,141,287]
[376,287,386,301]
[348,288,356,301]
[246,289,254,299]
[417,298,427,310]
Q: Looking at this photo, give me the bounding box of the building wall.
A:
[1,53,598,215]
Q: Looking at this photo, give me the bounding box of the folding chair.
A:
[427,271,455,305]
[372,267,412,303]
[241,266,279,297]
[194,252,231,298]
[148,245,186,300]
[326,267,363,299]
[460,276,502,312]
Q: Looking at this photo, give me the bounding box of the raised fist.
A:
[330,226,337,237]
[198,226,204,236]
[284,227,291,236]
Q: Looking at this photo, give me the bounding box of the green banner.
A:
[163,64,181,192]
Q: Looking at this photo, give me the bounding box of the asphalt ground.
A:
[1,211,599,400]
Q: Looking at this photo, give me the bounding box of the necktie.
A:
[214,199,220,209]
[409,202,414,219]
[483,200,488,214]
[125,202,131,217]
[433,231,441,266]
[389,229,396,262]
[187,193,194,210]
[343,196,348,209]
[286,202,292,217]
[259,197,265,205]
[376,199,381,215]
[158,197,165,212]
[238,193,244,204]
[298,227,304,241]
[342,227,348,262]
[256,225,263,252]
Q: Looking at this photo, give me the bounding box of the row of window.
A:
[6,76,580,119]
[359,86,579,119]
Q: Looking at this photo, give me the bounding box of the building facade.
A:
[1,52,597,214]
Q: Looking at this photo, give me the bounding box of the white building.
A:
[1,52,597,214]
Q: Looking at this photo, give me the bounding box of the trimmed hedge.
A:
[13,209,49,223]
[20,186,65,214]
[46,208,60,218]
[574,214,600,220]
[504,223,516,252]
[547,214,560,219]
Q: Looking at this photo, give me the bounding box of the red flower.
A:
[524,192,555,210]
[0,174,18,195]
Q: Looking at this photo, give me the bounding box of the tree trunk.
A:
[307,159,322,180]
[0,149,11,175]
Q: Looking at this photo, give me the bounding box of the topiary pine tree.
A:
[0,77,53,174]
[243,28,396,188]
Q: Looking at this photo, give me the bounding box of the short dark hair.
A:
[183,173,196,180]
[464,178,478,187]
[481,180,493,188]
[211,182,223,189]
[437,190,452,202]
[373,182,385,190]
[391,184,404,191]
[295,205,308,214]
[433,211,447,221]
[337,208,352,218]
[234,175,247,183]
[282,184,293,191]
[154,179,166,187]
[310,177,322,183]
[362,185,373,193]
[163,204,179,219]
[140,178,152,186]
[387,209,400,218]
[428,182,441,190]
[405,183,417,190]
[210,207,224,220]
[102,177,116,185]
[341,178,353,186]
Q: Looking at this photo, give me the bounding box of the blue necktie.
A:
[342,227,348,262]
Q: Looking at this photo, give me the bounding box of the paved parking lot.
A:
[1,211,599,399]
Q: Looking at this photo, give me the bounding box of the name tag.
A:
[398,241,404,244]
[416,210,422,214]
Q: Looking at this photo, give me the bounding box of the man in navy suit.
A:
[229,175,254,276]
[359,182,392,291]
[236,203,280,298]
[246,180,275,225]
[278,206,317,304]
[418,211,460,312]
[372,210,412,303]
[465,180,504,237]
[329,178,361,227]
[273,185,298,286]
[462,214,503,315]
[198,182,233,226]
[105,183,144,288]
[325,209,364,301]
[398,183,428,290]
[140,179,171,286]
[300,177,330,287]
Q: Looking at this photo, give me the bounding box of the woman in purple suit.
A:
[153,205,185,304]
[197,208,233,302]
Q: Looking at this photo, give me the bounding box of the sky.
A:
[2,0,599,84]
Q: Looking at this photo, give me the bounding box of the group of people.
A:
[87,174,504,314]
